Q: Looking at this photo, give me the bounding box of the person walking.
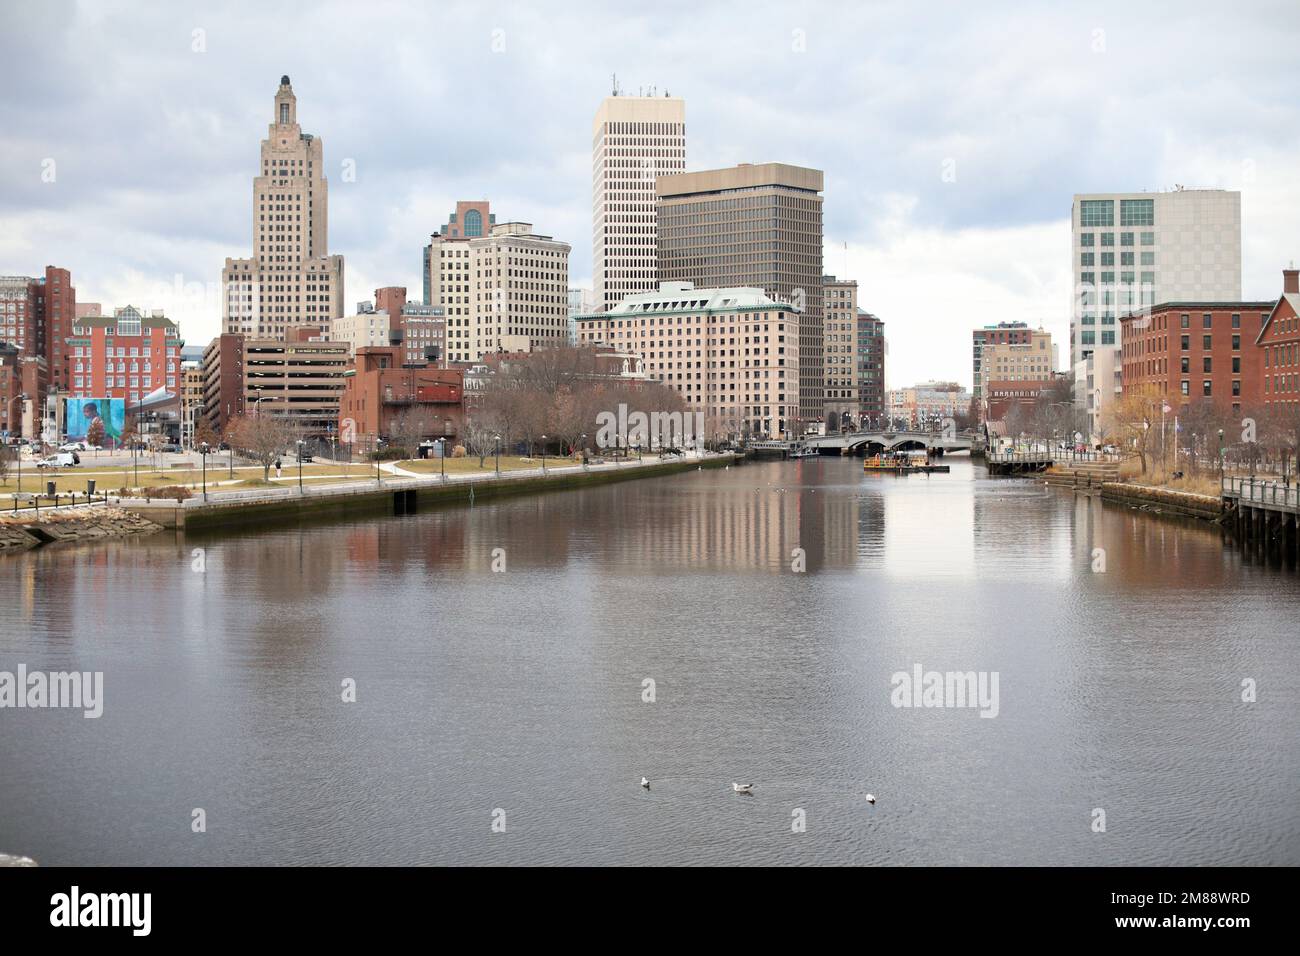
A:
[275,456,282,479]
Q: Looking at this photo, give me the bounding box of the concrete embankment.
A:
[121,454,738,532]
[0,506,163,553]
[1098,481,1224,521]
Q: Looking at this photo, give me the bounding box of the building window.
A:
[1181,357,1190,373]
[1080,200,1114,227]
[1080,233,1094,247]
[1080,253,1094,267]
[1180,314,1190,329]
[1121,198,1154,226]
[1140,231,1155,246]
[1202,380,1212,397]
[1120,232,1134,246]
[1181,380,1190,396]
[1203,313,1213,329]
[1203,335,1212,350]
[1203,357,1212,373]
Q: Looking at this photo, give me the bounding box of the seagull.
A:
[732,782,754,794]
[640,777,650,789]
[865,793,876,805]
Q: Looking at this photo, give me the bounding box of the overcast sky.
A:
[2,0,1298,388]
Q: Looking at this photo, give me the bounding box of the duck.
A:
[732,782,754,794]
[865,793,876,805]
[640,777,650,789]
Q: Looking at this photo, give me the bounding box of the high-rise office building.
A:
[222,76,345,340]
[591,90,686,313]
[656,162,824,430]
[1070,188,1240,373]
[856,309,886,426]
[823,275,859,429]
[426,207,570,363]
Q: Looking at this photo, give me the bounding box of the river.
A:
[1,457,1297,865]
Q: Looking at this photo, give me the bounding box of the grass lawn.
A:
[0,462,368,496]
[394,455,576,475]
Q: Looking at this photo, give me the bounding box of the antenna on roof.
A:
[611,73,618,96]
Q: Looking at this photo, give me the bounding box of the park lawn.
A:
[394,455,576,475]
[1,462,366,495]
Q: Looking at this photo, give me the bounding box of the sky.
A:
[2,0,1298,389]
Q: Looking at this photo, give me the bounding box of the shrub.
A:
[140,485,193,501]
[368,447,409,462]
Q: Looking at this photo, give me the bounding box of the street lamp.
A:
[1217,428,1224,480]
[296,439,305,493]
[494,434,501,474]
[199,441,209,501]
[580,433,587,469]
[540,434,547,472]
[440,437,446,480]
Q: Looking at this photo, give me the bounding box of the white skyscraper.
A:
[222,76,344,340]
[591,88,686,313]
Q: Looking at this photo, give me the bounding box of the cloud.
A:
[1,0,1297,386]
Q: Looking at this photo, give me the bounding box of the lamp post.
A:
[1218,428,1224,480]
[440,437,446,480]
[199,441,209,501]
[540,434,547,472]
[580,433,587,470]
[296,439,305,493]
[494,434,501,474]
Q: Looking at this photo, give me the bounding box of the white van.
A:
[36,451,79,468]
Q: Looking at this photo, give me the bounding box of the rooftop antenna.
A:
[611,73,618,96]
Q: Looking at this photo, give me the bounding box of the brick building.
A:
[339,346,463,451]
[66,306,184,405]
[201,331,349,436]
[0,345,46,440]
[1120,299,1274,416]
[1257,267,1300,410]
[0,266,75,407]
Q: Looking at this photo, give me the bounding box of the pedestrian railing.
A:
[1221,476,1300,511]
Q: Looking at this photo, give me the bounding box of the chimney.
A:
[1284,264,1299,295]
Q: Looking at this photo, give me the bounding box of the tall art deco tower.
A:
[222,76,344,339]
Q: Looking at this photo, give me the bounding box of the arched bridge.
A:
[795,430,973,456]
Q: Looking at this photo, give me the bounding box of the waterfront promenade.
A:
[113,451,737,531]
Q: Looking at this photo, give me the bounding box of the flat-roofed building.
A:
[591,91,686,313]
[656,162,823,430]
[576,280,799,440]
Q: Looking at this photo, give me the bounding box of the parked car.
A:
[296,453,313,463]
[59,441,87,452]
[159,443,182,453]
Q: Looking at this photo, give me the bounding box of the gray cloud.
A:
[2,0,1298,385]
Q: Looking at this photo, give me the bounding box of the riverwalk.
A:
[115,452,738,531]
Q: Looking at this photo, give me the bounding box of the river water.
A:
[1,457,1297,865]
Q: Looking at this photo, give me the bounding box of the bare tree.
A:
[227,414,293,481]
[387,408,427,457]
[0,444,13,486]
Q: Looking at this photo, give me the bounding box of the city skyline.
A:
[2,2,1298,390]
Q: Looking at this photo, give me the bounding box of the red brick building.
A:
[1120,299,1274,416]
[339,346,463,450]
[1257,267,1300,410]
[985,378,1057,421]
[0,344,47,440]
[67,307,184,406]
[0,265,75,409]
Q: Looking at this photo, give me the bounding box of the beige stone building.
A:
[331,305,392,354]
[201,332,349,436]
[222,76,344,340]
[425,213,569,364]
[575,280,800,440]
[656,163,824,431]
[591,91,687,313]
[823,275,859,429]
[977,329,1056,405]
